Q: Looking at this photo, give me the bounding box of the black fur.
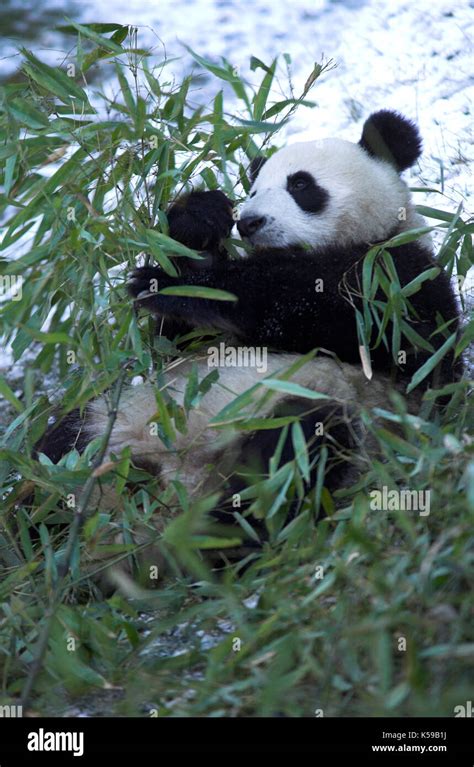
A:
[129,221,462,388]
[359,110,422,172]
[286,171,330,214]
[212,398,359,533]
[167,189,234,259]
[234,400,354,495]
[150,189,235,340]
[36,409,88,463]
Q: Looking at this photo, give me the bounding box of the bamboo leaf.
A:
[237,416,300,431]
[383,226,438,248]
[407,333,457,392]
[415,205,460,223]
[159,285,238,301]
[262,379,330,400]
[9,98,49,129]
[262,98,316,120]
[253,58,276,121]
[116,64,136,114]
[141,230,203,259]
[209,384,262,425]
[291,421,310,482]
[401,267,441,297]
[58,22,126,34]
[235,117,285,133]
[21,48,90,105]
[0,376,24,413]
[62,19,126,53]
[4,154,17,196]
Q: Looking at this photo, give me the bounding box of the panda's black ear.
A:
[359,110,422,172]
[249,155,267,185]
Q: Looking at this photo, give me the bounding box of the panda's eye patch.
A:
[249,190,256,198]
[286,171,329,214]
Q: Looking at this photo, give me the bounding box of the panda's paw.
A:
[167,189,235,252]
[128,266,175,303]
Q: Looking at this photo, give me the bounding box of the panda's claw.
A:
[128,266,176,299]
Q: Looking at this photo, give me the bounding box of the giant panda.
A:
[39,110,462,540]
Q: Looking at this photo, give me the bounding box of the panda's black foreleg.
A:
[136,190,235,342]
[128,263,255,336]
[130,288,241,336]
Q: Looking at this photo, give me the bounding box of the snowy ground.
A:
[0,0,472,377]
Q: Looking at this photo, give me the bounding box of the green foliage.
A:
[0,27,472,716]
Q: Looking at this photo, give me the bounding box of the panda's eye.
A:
[249,191,256,198]
[291,176,309,191]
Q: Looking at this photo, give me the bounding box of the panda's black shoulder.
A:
[388,241,460,308]
[245,243,368,278]
[384,241,443,283]
[246,240,458,321]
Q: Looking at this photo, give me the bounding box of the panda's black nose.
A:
[237,215,266,238]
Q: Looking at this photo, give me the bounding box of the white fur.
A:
[86,354,391,497]
[241,139,428,250]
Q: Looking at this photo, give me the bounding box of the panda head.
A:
[238,110,423,250]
